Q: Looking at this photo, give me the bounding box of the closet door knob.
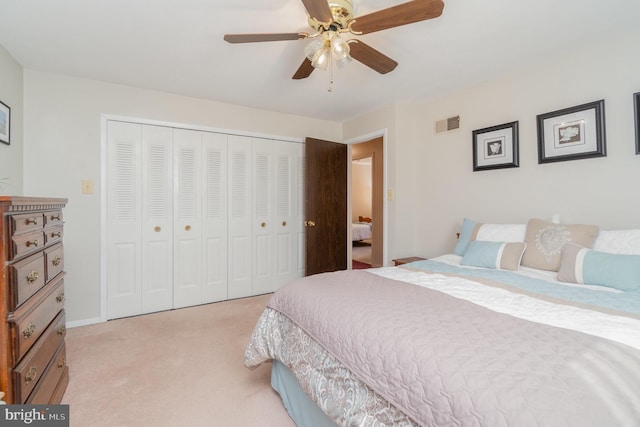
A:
[185,225,191,231]
[154,226,161,232]
[261,222,266,228]
[282,221,287,227]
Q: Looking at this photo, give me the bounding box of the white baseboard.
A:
[66,317,103,329]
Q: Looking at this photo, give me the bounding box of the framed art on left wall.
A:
[0,100,10,145]
[634,91,640,155]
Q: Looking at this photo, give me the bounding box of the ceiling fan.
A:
[224,0,445,80]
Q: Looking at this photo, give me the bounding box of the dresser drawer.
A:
[9,276,65,364]
[10,212,44,235]
[9,252,46,309]
[44,226,64,246]
[44,210,63,228]
[49,366,69,405]
[26,343,67,404]
[44,243,64,282]
[10,230,45,260]
[13,310,67,403]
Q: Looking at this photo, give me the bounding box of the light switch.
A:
[387,188,395,201]
[82,179,94,194]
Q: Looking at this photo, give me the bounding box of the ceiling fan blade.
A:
[300,0,333,23]
[350,0,444,35]
[293,58,315,80]
[348,40,398,74]
[224,33,307,43]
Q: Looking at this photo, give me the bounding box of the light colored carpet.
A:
[352,241,372,264]
[62,294,295,427]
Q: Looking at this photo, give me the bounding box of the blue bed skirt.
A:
[271,360,339,427]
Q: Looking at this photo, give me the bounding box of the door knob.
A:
[305,220,316,227]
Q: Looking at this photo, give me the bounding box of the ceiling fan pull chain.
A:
[328,52,334,93]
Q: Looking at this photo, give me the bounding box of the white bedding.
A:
[372,255,640,351]
[352,222,371,241]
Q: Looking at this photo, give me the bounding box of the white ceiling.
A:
[1,0,639,122]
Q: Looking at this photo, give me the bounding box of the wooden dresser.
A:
[0,196,69,404]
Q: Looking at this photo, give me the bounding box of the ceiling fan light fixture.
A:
[330,36,351,69]
[305,30,352,71]
[304,37,325,62]
[311,46,330,70]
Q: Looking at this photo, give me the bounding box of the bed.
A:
[244,218,640,426]
[352,222,372,241]
[352,216,372,241]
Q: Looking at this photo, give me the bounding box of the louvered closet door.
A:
[173,129,203,309]
[252,139,274,295]
[107,122,174,318]
[201,132,228,303]
[227,135,253,299]
[107,121,143,319]
[252,140,304,295]
[275,141,305,285]
[140,125,174,314]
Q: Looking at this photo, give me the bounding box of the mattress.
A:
[245,255,640,426]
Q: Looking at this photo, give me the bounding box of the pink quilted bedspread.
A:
[262,269,640,426]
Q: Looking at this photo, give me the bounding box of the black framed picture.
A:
[472,121,519,171]
[537,99,606,163]
[0,100,10,145]
[634,92,640,155]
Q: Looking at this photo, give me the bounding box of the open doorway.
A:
[351,136,384,268]
[352,156,372,268]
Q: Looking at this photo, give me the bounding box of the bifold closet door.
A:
[107,121,174,319]
[173,129,203,308]
[201,132,229,303]
[252,139,304,295]
[173,130,229,307]
[227,135,253,299]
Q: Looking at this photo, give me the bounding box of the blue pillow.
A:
[454,218,478,256]
[460,240,526,271]
[557,243,640,291]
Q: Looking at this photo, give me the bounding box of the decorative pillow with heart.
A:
[521,219,599,272]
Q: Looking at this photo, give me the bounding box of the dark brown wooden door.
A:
[304,137,347,276]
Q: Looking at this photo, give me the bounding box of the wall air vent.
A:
[435,115,460,134]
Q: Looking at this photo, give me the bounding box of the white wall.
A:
[346,28,640,260]
[23,70,342,324]
[0,44,23,195]
[351,161,372,222]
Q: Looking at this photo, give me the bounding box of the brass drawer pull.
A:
[26,270,39,284]
[56,291,65,303]
[51,214,61,221]
[57,325,66,336]
[52,256,62,266]
[51,231,62,238]
[25,218,38,225]
[26,239,39,248]
[25,367,37,384]
[58,356,66,369]
[23,323,36,339]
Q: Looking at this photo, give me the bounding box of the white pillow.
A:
[593,230,640,255]
[476,224,526,242]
